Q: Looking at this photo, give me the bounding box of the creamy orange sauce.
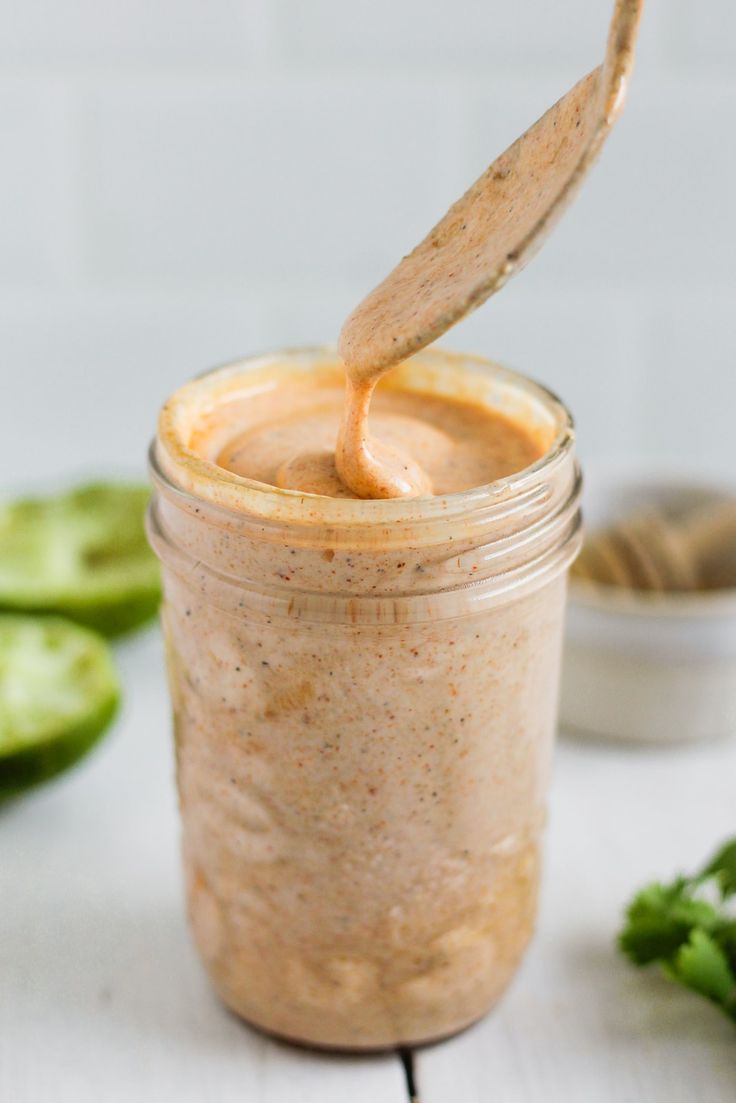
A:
[334,0,643,498]
[152,351,575,1049]
[213,378,543,498]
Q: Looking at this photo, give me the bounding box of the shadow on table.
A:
[1,891,398,1073]
[558,932,736,1049]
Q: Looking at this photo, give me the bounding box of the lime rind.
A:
[0,483,160,637]
[0,614,120,799]
[4,586,162,638]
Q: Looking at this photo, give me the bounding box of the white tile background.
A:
[1,0,734,485]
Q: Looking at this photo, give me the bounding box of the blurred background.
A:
[1,0,734,483]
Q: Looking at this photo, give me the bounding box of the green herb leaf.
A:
[618,837,736,1026]
[619,881,719,965]
[700,839,736,898]
[714,920,736,976]
[672,930,736,1018]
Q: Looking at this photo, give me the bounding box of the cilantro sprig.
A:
[618,838,736,1024]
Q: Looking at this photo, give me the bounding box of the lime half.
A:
[0,614,120,799]
[0,483,160,636]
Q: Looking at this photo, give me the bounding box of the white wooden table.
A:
[2,628,735,1102]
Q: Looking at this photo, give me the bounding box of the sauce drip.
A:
[213,381,543,498]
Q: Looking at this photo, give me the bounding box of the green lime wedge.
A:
[0,614,120,800]
[0,483,160,637]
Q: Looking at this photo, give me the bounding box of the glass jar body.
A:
[148,347,580,1049]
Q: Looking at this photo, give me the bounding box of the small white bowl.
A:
[560,469,736,744]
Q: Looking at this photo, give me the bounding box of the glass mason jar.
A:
[147,347,581,1051]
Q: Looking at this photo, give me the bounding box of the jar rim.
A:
[153,345,575,533]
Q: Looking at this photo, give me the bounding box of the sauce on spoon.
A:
[336,0,644,499]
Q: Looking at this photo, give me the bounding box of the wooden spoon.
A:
[336,0,644,498]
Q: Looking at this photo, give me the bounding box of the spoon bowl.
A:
[339,0,644,380]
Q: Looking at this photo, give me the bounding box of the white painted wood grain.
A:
[2,630,735,1102]
[417,736,736,1103]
